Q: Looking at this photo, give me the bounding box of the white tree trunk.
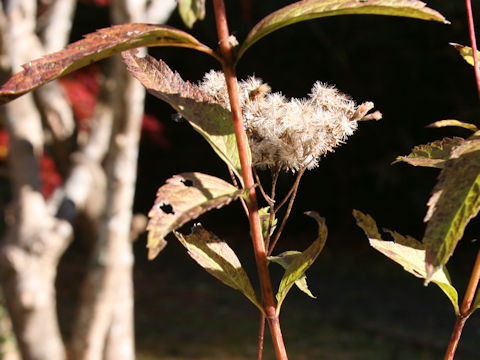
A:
[1,1,175,359]
[71,1,175,359]
[0,1,74,359]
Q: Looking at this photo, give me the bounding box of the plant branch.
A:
[254,167,273,205]
[212,1,287,358]
[466,0,480,100]
[229,166,249,216]
[264,168,280,251]
[275,178,298,212]
[444,248,480,360]
[268,167,306,256]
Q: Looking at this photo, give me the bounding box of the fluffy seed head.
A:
[198,71,377,171]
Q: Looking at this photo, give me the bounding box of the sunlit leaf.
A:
[122,51,245,182]
[238,0,448,60]
[175,224,262,312]
[450,43,480,67]
[146,172,243,260]
[427,119,478,132]
[423,137,480,280]
[393,137,465,169]
[353,210,459,314]
[268,250,315,299]
[0,24,219,105]
[259,207,277,239]
[275,211,327,314]
[178,0,206,28]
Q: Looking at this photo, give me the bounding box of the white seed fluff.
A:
[198,71,376,171]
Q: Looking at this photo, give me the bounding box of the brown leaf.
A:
[122,49,212,102]
[146,172,243,259]
[0,24,219,104]
[122,51,245,182]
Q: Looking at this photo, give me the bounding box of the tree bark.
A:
[1,1,175,359]
[70,55,141,360]
[71,1,175,359]
[0,1,74,359]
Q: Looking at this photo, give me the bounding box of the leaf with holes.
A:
[237,0,447,60]
[275,211,327,314]
[147,172,243,260]
[268,251,315,299]
[450,43,480,68]
[178,0,206,28]
[393,137,465,169]
[0,23,219,105]
[175,224,262,312]
[423,136,480,280]
[122,51,246,183]
[427,119,478,132]
[353,210,459,314]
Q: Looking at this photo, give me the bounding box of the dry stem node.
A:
[198,71,381,171]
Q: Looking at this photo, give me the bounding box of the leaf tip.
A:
[424,262,437,285]
[147,240,168,260]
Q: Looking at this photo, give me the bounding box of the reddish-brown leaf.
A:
[0,23,219,104]
[122,51,244,181]
[147,172,243,260]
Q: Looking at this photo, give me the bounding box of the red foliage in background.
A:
[141,114,170,150]
[0,129,9,162]
[60,64,170,149]
[0,128,61,198]
[40,155,63,199]
[59,64,100,132]
[77,0,110,7]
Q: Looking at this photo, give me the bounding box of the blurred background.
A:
[3,0,480,359]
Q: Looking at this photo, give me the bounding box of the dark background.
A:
[64,1,480,358]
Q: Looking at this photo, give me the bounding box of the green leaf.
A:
[237,0,448,60]
[122,51,246,182]
[275,211,327,314]
[175,224,262,312]
[178,0,206,28]
[450,43,480,67]
[393,137,465,169]
[353,210,459,314]
[146,172,243,260]
[423,137,480,280]
[259,207,277,239]
[0,24,219,105]
[268,251,316,299]
[427,119,478,132]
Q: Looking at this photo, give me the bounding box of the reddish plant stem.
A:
[460,249,480,316]
[212,1,287,359]
[257,313,266,360]
[256,167,280,360]
[466,0,480,100]
[444,248,480,360]
[445,317,467,360]
[444,4,480,359]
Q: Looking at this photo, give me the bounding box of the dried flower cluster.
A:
[198,71,380,171]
